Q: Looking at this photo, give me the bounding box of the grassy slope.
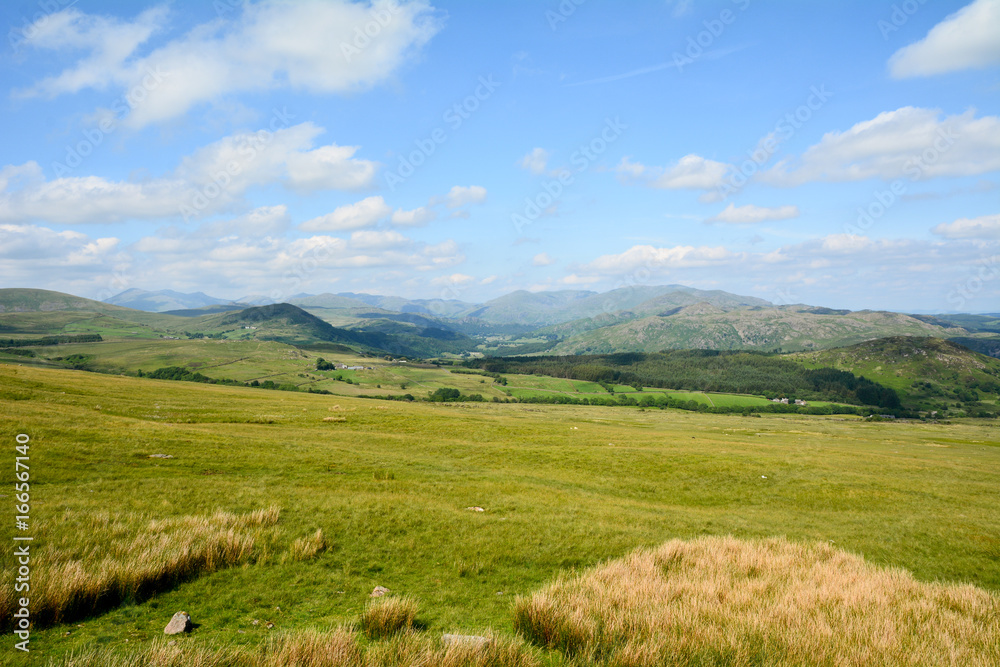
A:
[547,307,967,354]
[795,337,1000,409]
[1,363,999,663]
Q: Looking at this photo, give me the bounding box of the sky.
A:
[0,0,998,313]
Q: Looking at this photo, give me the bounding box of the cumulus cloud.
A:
[431,273,474,286]
[519,148,550,174]
[443,185,487,208]
[533,252,555,266]
[761,107,1000,185]
[300,196,392,232]
[889,0,1000,78]
[390,206,436,226]
[16,1,443,128]
[932,213,1000,239]
[706,203,800,224]
[0,122,378,224]
[616,155,731,191]
[582,244,737,274]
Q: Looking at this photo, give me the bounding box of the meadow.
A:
[0,361,998,665]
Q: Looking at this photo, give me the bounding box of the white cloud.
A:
[178,122,378,195]
[583,244,737,274]
[284,143,379,192]
[390,206,436,226]
[761,107,1000,185]
[431,273,474,286]
[616,154,731,190]
[300,196,392,232]
[560,274,600,285]
[932,213,1000,239]
[480,275,498,284]
[889,0,1000,78]
[0,175,189,224]
[349,229,411,249]
[0,123,378,225]
[443,185,487,208]
[706,203,800,224]
[17,1,442,128]
[0,162,44,192]
[519,148,550,174]
[533,252,555,266]
[13,6,167,97]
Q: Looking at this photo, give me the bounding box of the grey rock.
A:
[370,585,390,597]
[164,611,191,635]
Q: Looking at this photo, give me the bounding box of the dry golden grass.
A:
[513,535,1000,667]
[1,507,280,631]
[287,528,329,562]
[50,627,541,667]
[361,596,419,639]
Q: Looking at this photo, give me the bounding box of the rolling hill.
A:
[544,304,968,354]
[795,336,1000,415]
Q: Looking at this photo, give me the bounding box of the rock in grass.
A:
[442,633,490,647]
[164,611,191,635]
[370,585,390,597]
[149,454,174,459]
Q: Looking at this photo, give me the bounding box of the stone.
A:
[466,506,485,512]
[442,634,490,647]
[149,454,174,459]
[370,585,390,597]
[164,611,191,635]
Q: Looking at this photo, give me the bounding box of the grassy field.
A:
[1,362,999,664]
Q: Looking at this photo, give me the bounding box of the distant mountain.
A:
[104,289,233,312]
[464,285,773,328]
[235,293,314,307]
[544,305,968,354]
[290,293,375,310]
[794,336,1000,414]
[333,292,479,318]
[0,288,133,314]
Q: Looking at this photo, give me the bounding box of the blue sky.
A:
[1,0,998,312]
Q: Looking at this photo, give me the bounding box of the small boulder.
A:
[164,611,191,635]
[370,585,390,597]
[466,506,485,512]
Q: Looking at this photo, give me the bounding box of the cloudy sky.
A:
[1,0,998,312]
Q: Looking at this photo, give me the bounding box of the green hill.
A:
[545,305,968,354]
[795,337,1000,416]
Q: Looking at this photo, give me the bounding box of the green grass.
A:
[1,362,999,664]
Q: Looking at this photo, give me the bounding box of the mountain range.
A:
[0,286,996,358]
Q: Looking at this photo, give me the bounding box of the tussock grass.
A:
[287,529,329,562]
[513,535,1000,666]
[49,627,540,667]
[1,507,280,631]
[361,596,419,639]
